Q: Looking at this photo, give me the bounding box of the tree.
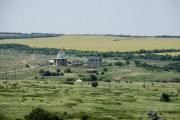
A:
[91,81,98,87]
[90,74,97,81]
[64,68,72,73]
[103,68,108,72]
[43,71,51,76]
[24,107,63,120]
[101,71,104,75]
[56,68,61,76]
[39,69,44,76]
[56,68,61,73]
[126,60,130,65]
[26,64,29,67]
[114,62,124,66]
[161,92,170,102]
[147,109,162,120]
[66,77,75,81]
[81,113,89,120]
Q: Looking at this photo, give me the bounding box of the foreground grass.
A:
[0,80,180,120]
[0,35,180,52]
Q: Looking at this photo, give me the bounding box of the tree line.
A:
[0,32,63,40]
[0,43,180,61]
[134,60,180,72]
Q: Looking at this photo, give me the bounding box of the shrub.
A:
[147,109,162,120]
[26,64,29,67]
[103,68,108,72]
[56,68,61,73]
[126,60,130,65]
[66,77,75,81]
[51,72,58,76]
[64,68,72,73]
[90,74,97,81]
[101,72,104,75]
[39,69,44,76]
[108,63,112,66]
[43,71,51,76]
[170,78,180,83]
[161,92,170,102]
[91,81,98,87]
[24,107,63,120]
[105,79,111,82]
[81,113,89,120]
[35,76,38,79]
[114,62,124,66]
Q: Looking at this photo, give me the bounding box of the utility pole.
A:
[109,81,111,95]
[143,75,146,88]
[5,68,8,88]
[14,68,16,80]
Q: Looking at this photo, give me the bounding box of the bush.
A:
[103,68,108,72]
[108,63,112,66]
[61,73,64,76]
[26,64,29,67]
[126,61,130,65]
[91,81,98,87]
[170,78,180,83]
[24,107,63,120]
[81,113,89,120]
[64,68,72,73]
[66,77,75,81]
[90,74,97,81]
[39,69,44,76]
[114,62,124,66]
[43,71,51,76]
[105,79,111,82]
[51,72,58,76]
[101,72,104,75]
[147,109,162,120]
[35,76,38,79]
[161,92,170,102]
[56,68,61,73]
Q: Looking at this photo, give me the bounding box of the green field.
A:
[0,35,180,52]
[0,80,180,120]
[0,50,180,119]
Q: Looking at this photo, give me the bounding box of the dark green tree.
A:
[39,69,44,76]
[126,61,130,65]
[161,92,170,102]
[90,74,97,81]
[24,107,63,120]
[91,81,98,87]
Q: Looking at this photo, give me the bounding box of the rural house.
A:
[88,56,102,67]
[54,48,67,66]
[72,60,83,66]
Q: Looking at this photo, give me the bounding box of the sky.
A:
[0,0,180,35]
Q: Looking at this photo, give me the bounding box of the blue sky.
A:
[0,0,180,35]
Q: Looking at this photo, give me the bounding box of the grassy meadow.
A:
[0,35,180,52]
[0,35,180,120]
[0,80,180,120]
[0,50,180,120]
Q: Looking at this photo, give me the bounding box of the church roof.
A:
[55,48,66,59]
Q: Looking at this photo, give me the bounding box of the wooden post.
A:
[14,68,16,80]
[6,70,7,88]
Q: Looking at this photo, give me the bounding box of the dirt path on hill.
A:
[0,61,39,74]
[21,60,39,70]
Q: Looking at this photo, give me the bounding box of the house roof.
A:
[88,56,102,60]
